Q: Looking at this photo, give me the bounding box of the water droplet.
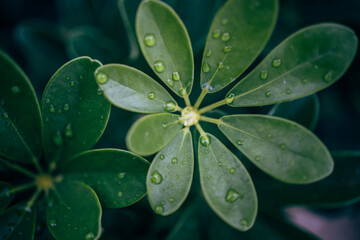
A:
[200,135,211,147]
[259,71,268,80]
[160,200,165,205]
[65,76,70,81]
[212,29,220,38]
[279,144,286,150]
[151,171,163,185]
[63,104,70,111]
[240,219,248,226]
[148,92,155,100]
[117,192,123,198]
[154,60,165,73]
[162,123,168,128]
[236,140,243,146]
[255,156,260,161]
[225,189,242,203]
[167,165,171,169]
[221,18,228,25]
[45,98,51,104]
[96,72,108,84]
[206,50,212,57]
[204,150,209,154]
[51,131,63,146]
[160,155,165,160]
[171,157,178,164]
[63,123,73,138]
[169,197,175,203]
[221,32,230,42]
[272,58,281,67]
[118,172,126,179]
[302,78,308,84]
[144,33,156,47]
[266,133,272,138]
[85,232,95,240]
[225,93,234,104]
[218,161,223,167]
[166,78,175,87]
[49,219,57,227]
[202,62,210,73]
[2,112,8,119]
[286,88,292,94]
[164,101,177,112]
[79,75,84,80]
[97,88,103,95]
[172,72,180,81]
[48,104,55,112]
[154,205,164,214]
[207,176,211,179]
[182,161,186,165]
[178,87,187,96]
[265,91,271,97]
[70,81,75,87]
[223,45,232,53]
[230,168,236,174]
[218,61,224,70]
[11,86,20,94]
[323,71,332,82]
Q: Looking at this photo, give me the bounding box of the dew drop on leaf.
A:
[206,50,212,57]
[51,130,63,146]
[255,156,260,161]
[323,71,333,82]
[212,29,220,39]
[160,154,165,160]
[265,91,271,97]
[302,78,308,84]
[272,58,281,67]
[178,88,187,96]
[202,62,210,73]
[200,135,211,147]
[182,161,186,165]
[2,112,8,119]
[221,18,228,25]
[218,61,224,70]
[148,92,155,100]
[166,78,175,87]
[49,219,57,227]
[65,76,70,81]
[223,45,232,53]
[70,81,75,87]
[171,157,178,164]
[168,197,174,203]
[154,60,165,73]
[11,86,20,94]
[95,72,108,84]
[229,168,236,174]
[286,88,292,94]
[49,104,55,113]
[236,140,243,146]
[172,72,180,81]
[118,172,126,179]
[259,71,268,80]
[151,170,163,185]
[85,232,95,240]
[225,189,242,203]
[154,205,164,214]
[63,104,70,111]
[117,192,123,198]
[45,98,51,104]
[240,219,248,226]
[144,33,156,47]
[64,123,73,138]
[164,101,177,112]
[221,32,230,42]
[279,144,286,150]
[225,93,234,104]
[96,89,103,96]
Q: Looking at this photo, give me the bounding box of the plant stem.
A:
[184,95,191,107]
[0,182,36,197]
[25,188,42,212]
[0,158,36,178]
[200,116,221,125]
[194,90,208,109]
[175,105,183,112]
[195,123,206,136]
[198,99,228,114]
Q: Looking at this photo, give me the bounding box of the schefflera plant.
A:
[95,0,358,231]
[0,50,149,240]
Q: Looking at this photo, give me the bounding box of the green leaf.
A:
[255,151,360,207]
[0,202,36,240]
[227,23,358,106]
[201,0,278,93]
[136,0,194,97]
[41,57,111,165]
[219,115,333,183]
[0,182,14,213]
[0,49,42,164]
[95,64,177,113]
[126,113,183,156]
[147,129,194,216]
[268,94,319,131]
[198,133,257,231]
[46,181,101,240]
[62,149,149,208]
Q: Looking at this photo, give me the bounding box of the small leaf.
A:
[96,64,177,113]
[268,94,319,130]
[41,57,111,165]
[0,182,14,213]
[0,202,36,240]
[46,181,101,240]
[126,113,183,156]
[219,115,333,183]
[0,49,42,164]
[62,149,149,208]
[147,129,194,216]
[198,133,257,231]
[227,23,358,106]
[136,0,194,97]
[201,0,278,93]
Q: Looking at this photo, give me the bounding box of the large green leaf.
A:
[0,49,42,164]
[62,149,149,208]
[41,57,111,165]
[0,182,14,213]
[126,113,183,156]
[0,202,36,240]
[200,0,278,93]
[219,115,333,183]
[198,133,257,231]
[95,64,177,113]
[46,181,101,240]
[227,23,358,106]
[147,129,194,216]
[136,0,194,97]
[254,151,360,207]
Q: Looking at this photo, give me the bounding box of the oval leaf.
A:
[227,23,358,106]
[41,57,111,165]
[62,149,149,208]
[219,115,333,183]
[200,0,278,93]
[47,181,101,240]
[0,182,14,213]
[0,49,42,164]
[147,129,194,216]
[198,133,257,231]
[96,64,177,113]
[0,202,36,240]
[136,0,194,97]
[126,113,183,156]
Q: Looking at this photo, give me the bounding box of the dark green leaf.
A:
[41,57,111,165]
[147,129,194,216]
[0,49,42,164]
[0,182,14,213]
[0,202,36,240]
[96,64,177,113]
[46,181,101,240]
[201,0,278,93]
[126,113,183,156]
[136,0,194,97]
[62,149,149,208]
[198,133,257,231]
[219,115,333,183]
[227,23,358,106]
[268,94,319,130]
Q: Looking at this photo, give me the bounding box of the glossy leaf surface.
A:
[147,129,194,216]
[96,64,177,113]
[198,133,257,231]
[63,149,149,208]
[219,115,333,183]
[41,57,111,165]
[0,182,14,213]
[47,181,101,240]
[126,113,182,156]
[136,0,194,96]
[0,50,42,164]
[201,0,278,93]
[228,24,358,106]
